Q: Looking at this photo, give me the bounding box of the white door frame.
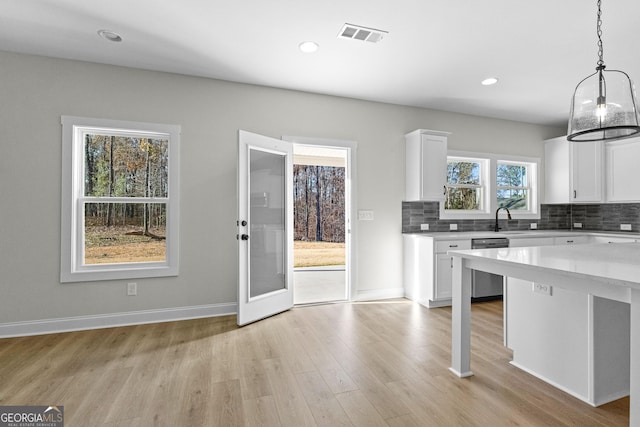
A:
[283,135,357,302]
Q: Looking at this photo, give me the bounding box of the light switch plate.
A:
[530,223,537,230]
[621,224,632,231]
[449,224,458,231]
[573,222,582,229]
[420,223,430,231]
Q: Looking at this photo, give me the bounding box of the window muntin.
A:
[61,117,180,282]
[445,157,485,211]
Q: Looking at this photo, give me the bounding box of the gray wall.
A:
[0,50,564,325]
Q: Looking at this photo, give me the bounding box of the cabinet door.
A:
[544,137,571,203]
[405,130,449,201]
[592,236,638,244]
[435,253,453,300]
[509,237,555,247]
[606,138,640,202]
[572,140,603,202]
[420,134,448,200]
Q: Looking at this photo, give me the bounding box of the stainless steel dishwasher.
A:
[471,237,509,299]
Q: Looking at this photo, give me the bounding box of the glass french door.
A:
[237,130,293,326]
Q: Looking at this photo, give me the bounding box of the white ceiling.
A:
[2,0,639,128]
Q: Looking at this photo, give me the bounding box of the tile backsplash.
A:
[402,201,640,233]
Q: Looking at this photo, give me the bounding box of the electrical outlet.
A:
[449,223,458,231]
[621,224,632,231]
[420,223,430,231]
[358,210,374,221]
[127,282,137,296]
[530,223,537,230]
[533,283,552,296]
[573,222,583,229]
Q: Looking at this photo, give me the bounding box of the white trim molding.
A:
[0,303,236,338]
[353,287,405,302]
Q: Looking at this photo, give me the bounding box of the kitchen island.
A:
[449,242,640,425]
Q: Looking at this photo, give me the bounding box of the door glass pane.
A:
[250,148,286,298]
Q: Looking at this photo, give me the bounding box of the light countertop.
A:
[405,230,640,240]
[449,242,640,288]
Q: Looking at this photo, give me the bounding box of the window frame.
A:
[440,151,539,220]
[61,116,180,283]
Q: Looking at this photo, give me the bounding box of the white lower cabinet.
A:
[505,277,630,406]
[405,232,638,310]
[403,235,470,307]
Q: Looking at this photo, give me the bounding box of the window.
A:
[444,157,487,212]
[497,161,530,210]
[61,116,180,282]
[441,151,538,219]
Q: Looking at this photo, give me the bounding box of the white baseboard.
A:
[353,287,405,302]
[0,303,237,338]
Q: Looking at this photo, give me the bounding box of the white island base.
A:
[505,278,630,406]
[449,242,640,426]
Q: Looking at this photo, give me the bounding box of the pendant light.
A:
[567,0,640,141]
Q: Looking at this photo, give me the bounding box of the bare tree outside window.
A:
[293,164,345,267]
[445,160,482,210]
[83,134,169,264]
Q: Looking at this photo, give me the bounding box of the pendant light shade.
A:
[568,67,640,141]
[567,0,640,141]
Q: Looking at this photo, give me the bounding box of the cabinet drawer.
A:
[436,240,471,253]
[554,236,591,245]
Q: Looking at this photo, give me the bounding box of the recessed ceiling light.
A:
[299,41,319,53]
[97,29,122,43]
[481,77,499,86]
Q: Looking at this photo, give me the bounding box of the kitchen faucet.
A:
[495,207,512,232]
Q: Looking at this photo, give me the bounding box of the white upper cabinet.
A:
[544,136,603,203]
[405,129,450,201]
[544,137,571,204]
[572,139,603,202]
[606,137,640,202]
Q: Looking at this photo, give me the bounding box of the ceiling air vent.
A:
[338,23,388,43]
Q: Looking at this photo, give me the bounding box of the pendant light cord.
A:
[596,0,604,68]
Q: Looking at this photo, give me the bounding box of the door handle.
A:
[241,234,249,241]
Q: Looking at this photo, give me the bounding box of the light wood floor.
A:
[0,299,628,426]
